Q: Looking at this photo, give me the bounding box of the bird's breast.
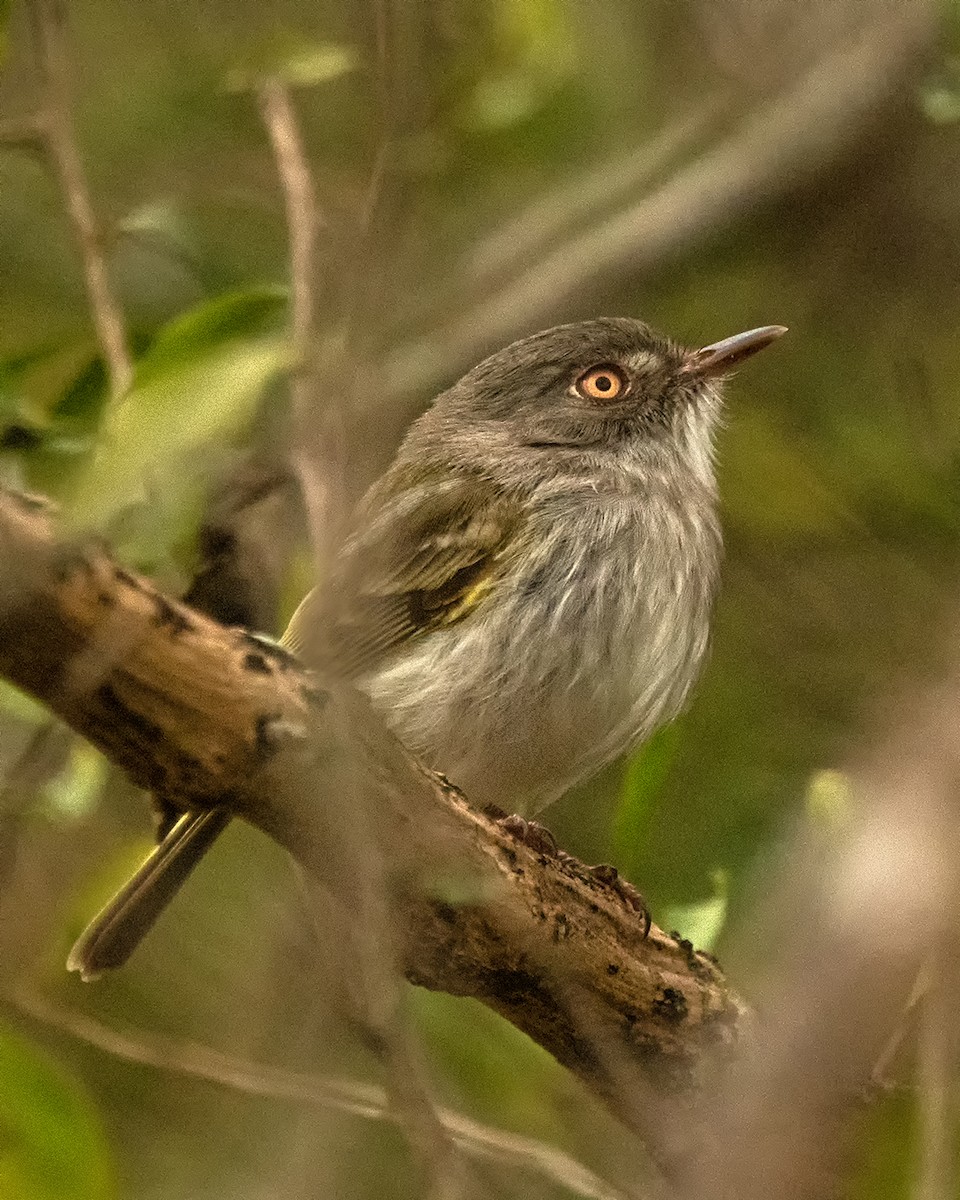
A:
[363,489,720,814]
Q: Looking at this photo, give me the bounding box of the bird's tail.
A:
[67,808,232,980]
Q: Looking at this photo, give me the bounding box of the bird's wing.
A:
[281,472,520,679]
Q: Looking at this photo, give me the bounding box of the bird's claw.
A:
[484,806,559,856]
[589,863,651,938]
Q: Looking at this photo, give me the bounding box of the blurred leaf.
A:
[466,70,554,131]
[460,0,576,131]
[0,1022,115,1200]
[919,58,960,124]
[42,742,109,823]
[493,0,575,78]
[919,82,960,124]
[0,680,49,727]
[0,343,100,435]
[0,344,114,502]
[805,767,854,833]
[611,720,684,881]
[224,39,359,91]
[51,355,110,425]
[117,199,193,252]
[66,290,293,555]
[133,286,287,386]
[658,870,728,951]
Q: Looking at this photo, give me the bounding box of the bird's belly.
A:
[362,516,714,814]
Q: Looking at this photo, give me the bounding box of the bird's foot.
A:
[483,807,650,936]
[483,805,558,856]
[588,863,651,938]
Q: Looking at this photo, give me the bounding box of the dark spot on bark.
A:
[52,546,95,584]
[254,713,281,760]
[152,594,194,635]
[433,901,458,924]
[607,963,620,975]
[552,912,570,942]
[96,590,114,607]
[240,631,298,669]
[493,968,541,1003]
[653,986,688,1023]
[114,566,150,593]
[96,683,163,747]
[93,682,212,796]
[243,651,272,674]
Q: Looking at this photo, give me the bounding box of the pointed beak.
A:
[680,325,788,379]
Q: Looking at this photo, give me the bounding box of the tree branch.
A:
[11,990,637,1200]
[0,488,746,1172]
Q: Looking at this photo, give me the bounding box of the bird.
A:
[68,316,786,978]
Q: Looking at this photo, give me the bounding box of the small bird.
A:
[69,317,785,978]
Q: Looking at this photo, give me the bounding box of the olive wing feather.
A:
[282,474,519,678]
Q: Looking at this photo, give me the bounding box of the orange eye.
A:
[573,364,629,402]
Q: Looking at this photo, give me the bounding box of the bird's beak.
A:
[680,325,788,379]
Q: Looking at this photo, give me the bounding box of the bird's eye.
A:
[572,364,630,402]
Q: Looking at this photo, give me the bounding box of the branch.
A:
[255,79,347,555]
[0,488,746,1172]
[27,0,133,397]
[256,79,320,368]
[12,990,636,1200]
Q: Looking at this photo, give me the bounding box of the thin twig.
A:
[254,82,345,564]
[256,80,320,371]
[871,957,932,1091]
[27,0,133,397]
[11,990,637,1200]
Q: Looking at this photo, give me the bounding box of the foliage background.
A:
[1,0,958,1197]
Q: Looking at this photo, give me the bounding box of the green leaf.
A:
[805,768,855,833]
[224,39,360,91]
[43,742,109,822]
[0,681,49,727]
[0,1022,115,1200]
[133,286,287,387]
[65,290,293,552]
[919,58,960,125]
